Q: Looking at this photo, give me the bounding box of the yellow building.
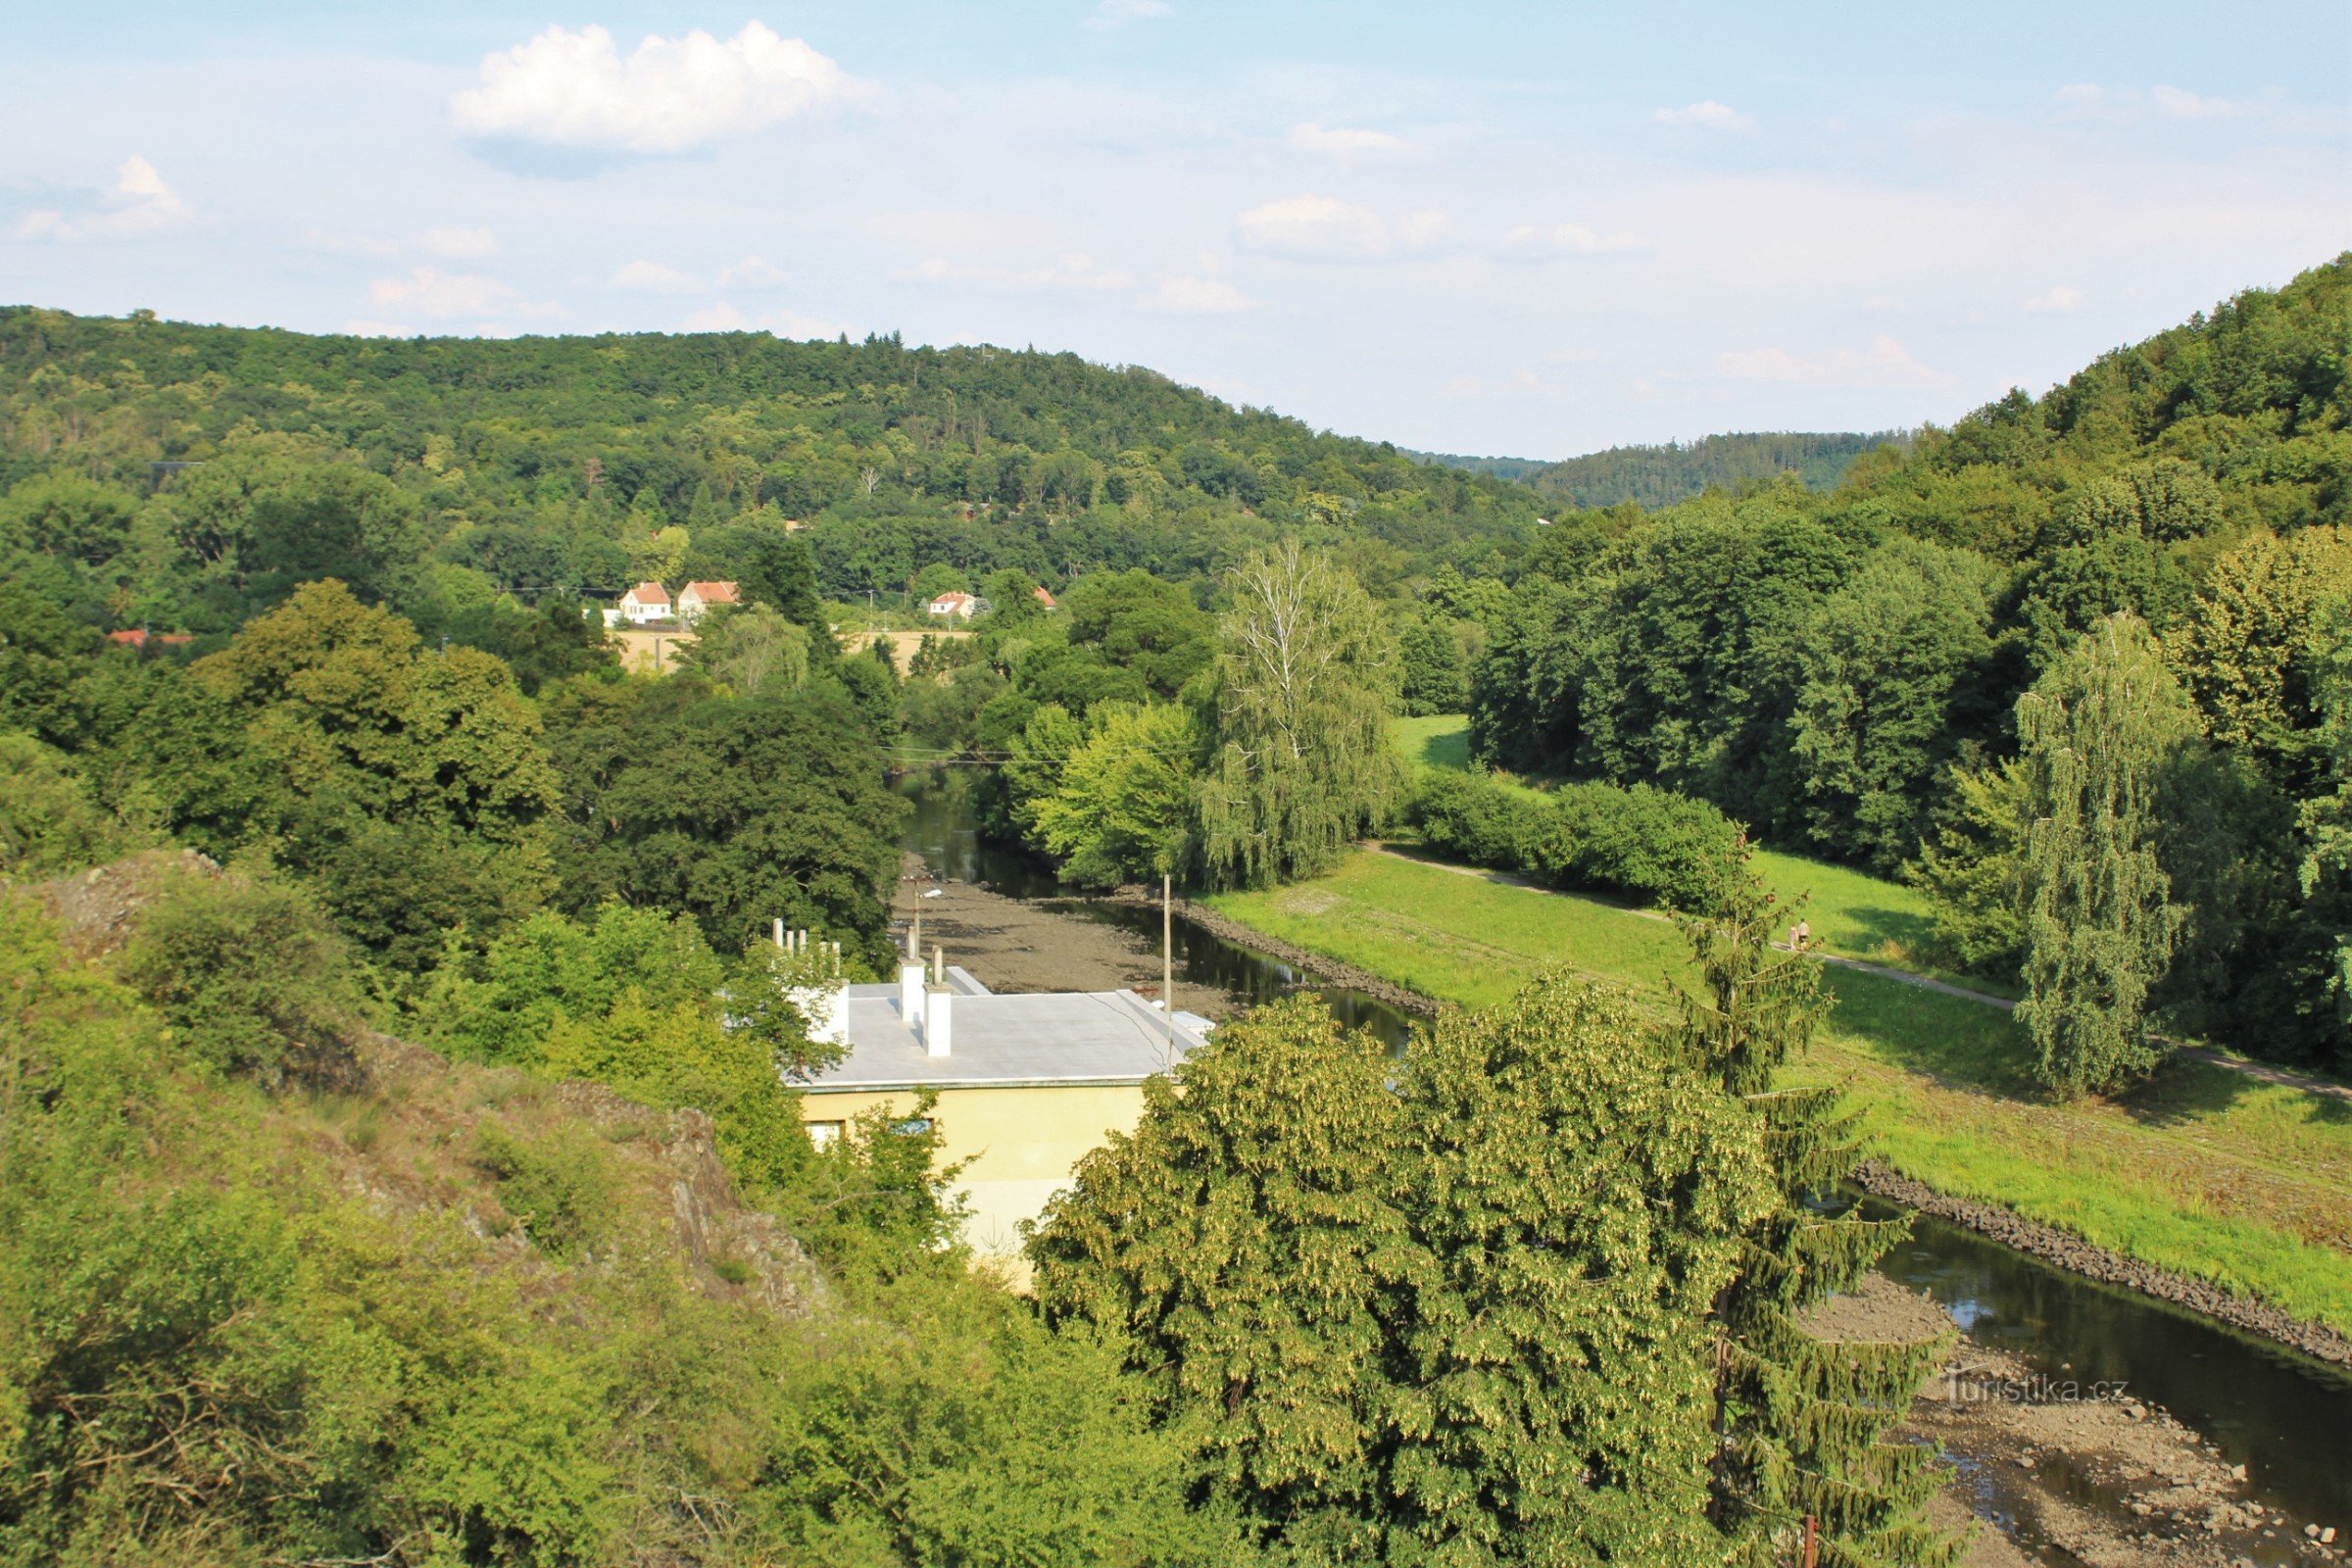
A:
[791,952,1209,1269]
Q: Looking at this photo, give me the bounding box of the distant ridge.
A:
[1414,429,1913,511]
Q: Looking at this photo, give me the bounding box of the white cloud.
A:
[612,259,704,293]
[2055,82,2243,122]
[720,255,787,288]
[1139,276,1253,314]
[450,22,860,155]
[2023,284,2082,313]
[1653,100,1755,133]
[1500,221,1643,258]
[898,252,1138,292]
[13,155,189,241]
[419,226,497,258]
[1286,122,1410,161]
[1234,195,1448,261]
[1087,0,1171,28]
[2150,84,2237,120]
[1716,334,1949,389]
[366,266,557,321]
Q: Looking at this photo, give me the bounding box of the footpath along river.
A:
[892,768,2352,1566]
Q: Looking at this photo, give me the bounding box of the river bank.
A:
[895,842,2352,1566]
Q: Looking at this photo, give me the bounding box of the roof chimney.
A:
[924,981,953,1058]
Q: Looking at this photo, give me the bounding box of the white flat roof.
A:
[795,972,1207,1093]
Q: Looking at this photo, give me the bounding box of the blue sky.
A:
[5,3,2345,456]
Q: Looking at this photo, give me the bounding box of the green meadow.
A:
[1221,745,2352,1333]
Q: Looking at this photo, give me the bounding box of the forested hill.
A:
[0,309,1541,635]
[1471,252,2352,1066]
[1416,430,1908,510]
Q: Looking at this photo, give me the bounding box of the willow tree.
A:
[1198,542,1404,888]
[1679,842,1956,1568]
[2015,612,2193,1097]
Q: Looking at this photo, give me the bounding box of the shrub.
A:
[1412,767,1740,910]
[117,871,359,1085]
[469,1122,615,1263]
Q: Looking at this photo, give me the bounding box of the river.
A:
[894,767,2352,1555]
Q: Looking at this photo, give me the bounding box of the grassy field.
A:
[1395,712,1475,773]
[1209,849,2352,1334]
[1387,714,2000,991]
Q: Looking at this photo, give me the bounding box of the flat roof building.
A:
[788,942,1207,1272]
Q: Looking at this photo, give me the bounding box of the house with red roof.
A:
[607,581,672,627]
[677,580,741,623]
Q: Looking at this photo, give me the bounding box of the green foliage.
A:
[1027,702,1200,885]
[116,868,359,1086]
[1032,983,1769,1564]
[765,1276,1237,1567]
[470,1121,617,1262]
[1396,613,1470,715]
[420,903,727,1066]
[1785,538,2001,871]
[1468,257,2352,1068]
[1909,758,2032,976]
[543,673,905,961]
[2015,615,2195,1097]
[1421,430,1909,511]
[1675,849,1955,1568]
[684,602,812,697]
[0,732,151,875]
[1411,764,1741,909]
[1200,543,1405,888]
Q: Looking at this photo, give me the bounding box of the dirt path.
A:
[1359,842,2352,1103]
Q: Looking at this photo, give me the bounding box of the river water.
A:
[894,767,2352,1537]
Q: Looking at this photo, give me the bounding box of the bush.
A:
[0,731,149,875]
[1411,767,1740,910]
[117,871,359,1085]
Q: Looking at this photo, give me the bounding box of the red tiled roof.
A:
[621,581,670,605]
[107,629,146,647]
[682,580,740,603]
[1031,586,1056,608]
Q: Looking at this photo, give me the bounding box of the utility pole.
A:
[1162,870,1175,1070]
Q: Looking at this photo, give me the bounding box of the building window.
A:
[807,1121,844,1151]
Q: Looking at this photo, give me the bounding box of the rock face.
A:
[1852,1160,2352,1368]
[34,847,222,957]
[355,1031,826,1320]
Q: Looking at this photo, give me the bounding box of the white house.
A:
[927,590,979,620]
[605,581,673,627]
[677,580,741,622]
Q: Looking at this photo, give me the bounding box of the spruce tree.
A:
[2015,613,2191,1098]
[1678,841,1957,1568]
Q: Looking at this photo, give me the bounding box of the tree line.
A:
[1467,254,2352,1081]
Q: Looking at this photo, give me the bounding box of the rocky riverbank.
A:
[1814,1277,2346,1567]
[1852,1161,2352,1370]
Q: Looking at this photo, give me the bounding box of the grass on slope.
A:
[1388,713,2000,992]
[1394,712,1473,774]
[1208,849,2352,1333]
